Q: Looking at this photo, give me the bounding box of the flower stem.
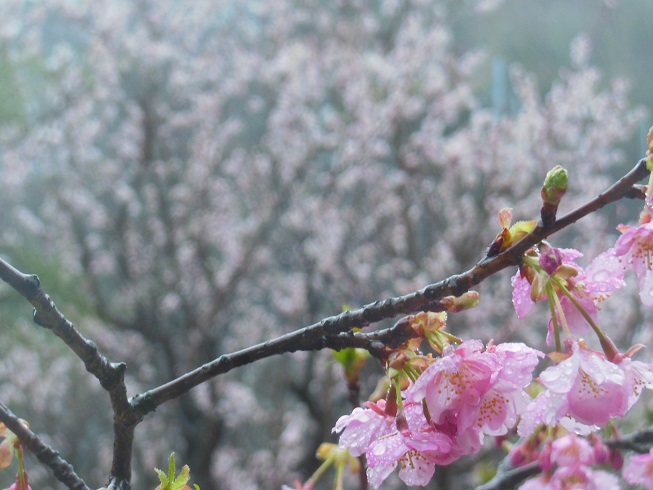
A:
[546,282,570,349]
[557,283,620,360]
[547,289,562,352]
[334,461,344,490]
[16,446,28,490]
[306,457,334,488]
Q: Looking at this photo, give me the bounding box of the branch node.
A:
[112,362,127,375]
[26,274,40,292]
[32,308,51,329]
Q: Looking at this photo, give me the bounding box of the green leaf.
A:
[171,465,191,490]
[155,468,168,487]
[168,453,176,482]
[153,453,196,490]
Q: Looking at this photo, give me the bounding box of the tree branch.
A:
[0,261,140,486]
[0,401,91,490]
[131,158,649,417]
[0,159,648,488]
[0,259,124,391]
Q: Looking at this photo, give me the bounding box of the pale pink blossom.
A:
[615,355,653,410]
[334,399,459,488]
[623,448,653,489]
[408,341,542,444]
[518,341,630,436]
[364,402,454,488]
[549,434,594,468]
[407,340,496,429]
[511,247,624,339]
[519,465,619,490]
[478,343,544,436]
[333,400,395,457]
[614,221,653,306]
[519,434,620,489]
[366,428,450,488]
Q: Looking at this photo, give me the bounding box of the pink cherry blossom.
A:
[549,433,594,468]
[623,448,653,490]
[519,465,619,490]
[406,340,497,438]
[334,399,460,488]
[337,352,539,490]
[614,355,653,410]
[364,402,454,488]
[518,341,631,436]
[518,434,620,490]
[614,221,653,306]
[511,247,624,339]
[333,400,395,457]
[478,343,544,436]
[366,429,449,488]
[582,248,626,300]
[407,341,542,444]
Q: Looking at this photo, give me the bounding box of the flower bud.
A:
[333,348,370,384]
[541,165,568,206]
[442,291,479,312]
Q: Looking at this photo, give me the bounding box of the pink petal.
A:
[511,272,534,318]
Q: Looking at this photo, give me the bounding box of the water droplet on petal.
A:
[593,270,609,281]
[372,442,387,456]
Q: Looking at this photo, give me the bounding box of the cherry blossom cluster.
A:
[320,156,653,489]
[335,338,542,487]
[510,430,653,489]
[514,433,620,489]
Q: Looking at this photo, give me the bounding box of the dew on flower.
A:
[372,443,387,456]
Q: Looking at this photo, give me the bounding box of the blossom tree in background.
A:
[0,0,651,489]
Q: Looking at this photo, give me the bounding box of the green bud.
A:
[442,291,480,312]
[333,348,370,382]
[541,165,569,206]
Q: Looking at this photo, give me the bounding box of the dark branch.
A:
[132,159,649,417]
[606,425,653,453]
[0,159,648,488]
[0,258,123,391]
[0,401,90,490]
[0,260,140,485]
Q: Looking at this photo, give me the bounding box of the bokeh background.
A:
[0,0,652,488]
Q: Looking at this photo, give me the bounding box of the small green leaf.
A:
[168,453,176,483]
[155,468,167,487]
[171,465,191,490]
